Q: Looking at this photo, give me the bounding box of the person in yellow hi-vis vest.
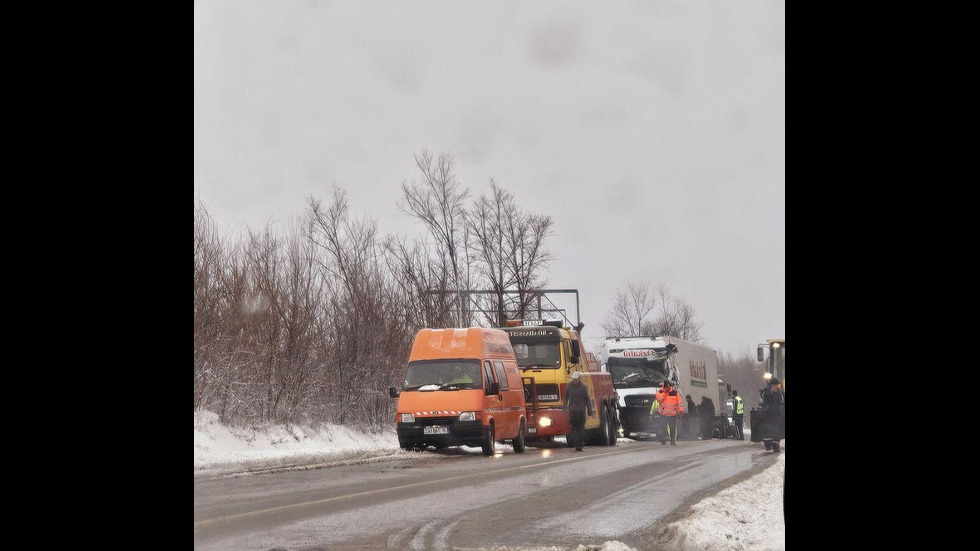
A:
[731,390,745,440]
[648,397,660,440]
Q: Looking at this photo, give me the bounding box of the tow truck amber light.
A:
[400,413,415,423]
[539,417,553,427]
[459,411,476,421]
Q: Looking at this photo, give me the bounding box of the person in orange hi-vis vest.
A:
[651,381,672,441]
[658,386,685,446]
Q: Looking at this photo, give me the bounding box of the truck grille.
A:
[625,394,657,407]
[525,383,560,402]
[414,416,457,426]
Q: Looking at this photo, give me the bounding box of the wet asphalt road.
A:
[194,438,779,550]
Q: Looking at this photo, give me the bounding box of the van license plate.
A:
[528,427,537,434]
[423,426,449,435]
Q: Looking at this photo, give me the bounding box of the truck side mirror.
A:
[571,340,581,357]
[757,347,765,362]
[389,387,399,398]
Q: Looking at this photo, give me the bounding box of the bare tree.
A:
[382,235,457,329]
[194,201,227,412]
[641,283,705,342]
[305,187,411,426]
[466,181,555,325]
[505,210,554,319]
[251,218,322,424]
[467,181,512,325]
[397,150,471,325]
[600,281,657,337]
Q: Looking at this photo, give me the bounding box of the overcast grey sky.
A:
[194,0,785,357]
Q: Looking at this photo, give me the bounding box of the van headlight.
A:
[459,411,476,421]
[400,413,415,423]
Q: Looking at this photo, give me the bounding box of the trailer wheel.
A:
[513,420,526,453]
[481,422,496,456]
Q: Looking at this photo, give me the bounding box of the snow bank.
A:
[194,410,405,476]
[659,445,785,551]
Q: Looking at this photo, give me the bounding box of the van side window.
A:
[493,360,509,391]
[483,361,495,388]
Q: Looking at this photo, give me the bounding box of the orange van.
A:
[388,327,527,455]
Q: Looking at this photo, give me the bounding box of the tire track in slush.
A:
[390,518,461,551]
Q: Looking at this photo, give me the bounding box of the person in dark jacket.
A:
[683,394,699,440]
[698,396,715,440]
[758,378,785,452]
[562,371,594,451]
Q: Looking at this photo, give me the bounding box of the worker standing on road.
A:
[562,371,594,451]
[653,381,672,443]
[648,397,660,440]
[658,387,684,445]
[759,378,785,452]
[698,396,716,440]
[683,394,699,440]
[731,390,745,440]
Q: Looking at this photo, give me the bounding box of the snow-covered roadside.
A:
[194,410,784,550]
[660,448,785,551]
[194,410,410,477]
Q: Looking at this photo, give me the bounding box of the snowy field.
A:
[195,410,784,550]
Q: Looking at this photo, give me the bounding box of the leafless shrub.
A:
[195,152,559,430]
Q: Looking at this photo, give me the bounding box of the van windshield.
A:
[512,343,561,368]
[607,357,667,388]
[402,359,483,390]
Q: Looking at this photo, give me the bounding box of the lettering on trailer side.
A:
[689,360,707,387]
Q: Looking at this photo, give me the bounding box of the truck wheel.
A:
[513,420,526,453]
[596,407,612,446]
[588,407,609,446]
[482,423,496,456]
[607,405,618,445]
